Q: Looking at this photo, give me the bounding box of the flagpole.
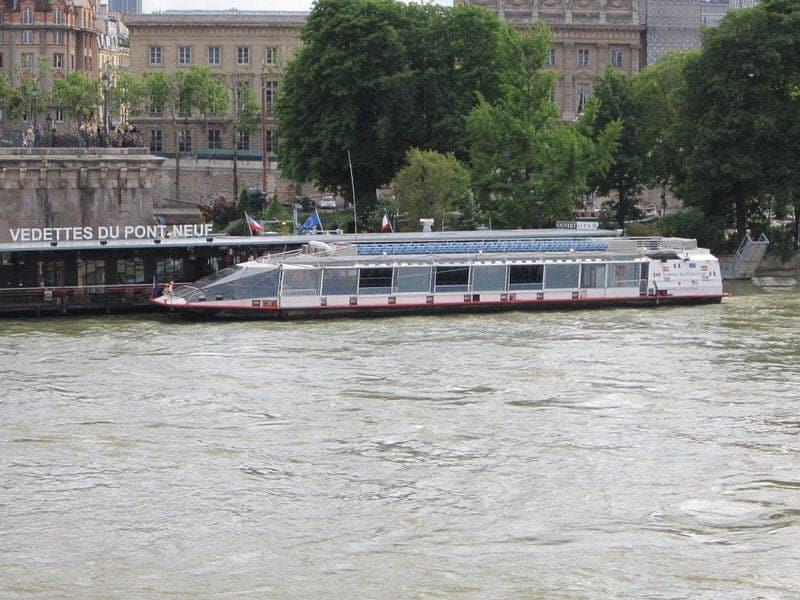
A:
[347,149,358,235]
[315,209,325,234]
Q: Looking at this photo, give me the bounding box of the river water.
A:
[1,280,799,598]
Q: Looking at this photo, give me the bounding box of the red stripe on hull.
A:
[152,293,723,319]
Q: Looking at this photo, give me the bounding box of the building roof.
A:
[124,10,309,28]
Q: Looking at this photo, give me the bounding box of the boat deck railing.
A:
[606,237,698,253]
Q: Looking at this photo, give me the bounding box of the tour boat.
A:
[151,236,724,318]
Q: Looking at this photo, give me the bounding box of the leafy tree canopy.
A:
[586,67,647,229]
[467,25,620,228]
[276,0,513,217]
[51,71,101,124]
[676,0,800,234]
[392,148,471,231]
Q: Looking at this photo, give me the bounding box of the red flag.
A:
[381,213,393,233]
[245,212,263,235]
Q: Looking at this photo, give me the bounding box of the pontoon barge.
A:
[152,236,723,318]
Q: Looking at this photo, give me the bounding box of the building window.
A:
[23,30,34,44]
[265,129,277,153]
[179,129,192,153]
[53,53,63,69]
[149,95,162,114]
[578,48,590,68]
[577,83,591,113]
[611,50,623,68]
[0,54,3,69]
[54,108,64,122]
[208,46,220,65]
[155,258,183,282]
[21,53,33,69]
[70,54,74,69]
[264,81,277,112]
[116,258,144,284]
[178,45,192,65]
[265,46,277,65]
[237,46,249,65]
[53,7,62,24]
[149,46,162,65]
[207,129,221,149]
[77,259,105,287]
[0,11,4,23]
[547,48,556,67]
[0,31,3,44]
[237,132,249,150]
[149,129,163,152]
[23,5,33,24]
[54,29,63,44]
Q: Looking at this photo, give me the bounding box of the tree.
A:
[108,70,147,125]
[184,66,229,147]
[632,52,692,191]
[2,58,51,126]
[587,67,647,229]
[466,25,620,228]
[276,0,513,219]
[676,0,800,236]
[392,149,471,231]
[51,71,101,131]
[143,70,194,199]
[227,75,260,200]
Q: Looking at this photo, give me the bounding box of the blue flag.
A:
[300,211,321,232]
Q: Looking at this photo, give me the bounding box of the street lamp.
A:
[260,62,268,196]
[102,71,110,134]
[31,88,38,128]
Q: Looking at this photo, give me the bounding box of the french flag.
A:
[381,213,393,233]
[245,212,263,235]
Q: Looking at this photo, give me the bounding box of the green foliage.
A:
[467,26,620,228]
[108,70,147,123]
[674,0,800,235]
[51,71,101,123]
[392,149,471,232]
[233,81,259,138]
[264,195,289,222]
[1,59,52,122]
[632,52,692,189]
[202,196,238,230]
[587,67,647,228]
[184,66,229,125]
[276,0,514,217]
[656,208,727,252]
[235,187,263,217]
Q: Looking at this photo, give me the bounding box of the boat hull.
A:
[152,293,723,320]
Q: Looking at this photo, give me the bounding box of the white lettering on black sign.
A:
[8,224,213,242]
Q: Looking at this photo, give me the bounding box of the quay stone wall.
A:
[154,158,316,206]
[0,148,165,243]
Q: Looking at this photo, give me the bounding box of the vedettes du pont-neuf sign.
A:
[8,224,214,243]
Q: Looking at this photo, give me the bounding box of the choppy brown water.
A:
[1,280,799,598]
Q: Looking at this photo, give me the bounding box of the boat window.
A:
[359,268,393,295]
[282,268,322,296]
[607,263,639,288]
[472,265,507,292]
[193,266,242,288]
[435,266,469,292]
[234,268,280,298]
[322,268,358,296]
[580,264,606,289]
[544,263,579,289]
[509,264,543,291]
[395,267,431,294]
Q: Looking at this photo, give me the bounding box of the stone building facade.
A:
[0,0,100,127]
[97,2,128,74]
[457,0,646,120]
[125,10,306,199]
[645,0,758,66]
